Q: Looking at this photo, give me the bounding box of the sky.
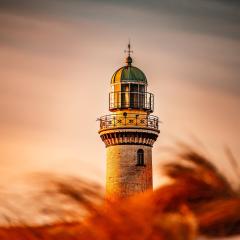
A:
[0,0,239,191]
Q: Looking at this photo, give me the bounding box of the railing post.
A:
[118,91,120,108]
[123,112,127,126]
[113,116,116,127]
[138,92,139,108]
[152,94,154,112]
[149,93,151,110]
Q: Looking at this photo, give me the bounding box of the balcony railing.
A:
[109,91,154,112]
[98,113,159,131]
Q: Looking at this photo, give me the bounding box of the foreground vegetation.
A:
[0,147,239,239]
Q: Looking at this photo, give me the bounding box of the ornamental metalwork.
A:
[98,113,159,131]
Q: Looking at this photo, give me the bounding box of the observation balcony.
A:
[109,91,154,112]
[98,113,159,132]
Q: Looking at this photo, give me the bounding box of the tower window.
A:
[137,149,145,166]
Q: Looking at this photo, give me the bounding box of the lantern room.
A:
[109,44,154,113]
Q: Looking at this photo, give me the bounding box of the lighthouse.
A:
[98,43,160,200]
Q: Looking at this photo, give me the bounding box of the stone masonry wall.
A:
[106,144,152,200]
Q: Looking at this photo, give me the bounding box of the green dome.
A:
[111,66,147,84]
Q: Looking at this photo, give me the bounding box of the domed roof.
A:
[111,65,147,84]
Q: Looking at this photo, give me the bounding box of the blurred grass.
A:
[0,146,239,239]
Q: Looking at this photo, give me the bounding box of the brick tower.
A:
[98,43,160,200]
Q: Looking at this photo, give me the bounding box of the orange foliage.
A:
[0,148,239,239]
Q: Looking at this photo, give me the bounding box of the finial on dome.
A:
[124,40,133,66]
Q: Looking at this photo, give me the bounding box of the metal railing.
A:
[109,91,154,112]
[98,113,159,131]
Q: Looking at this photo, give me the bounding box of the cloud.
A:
[0,0,239,189]
[0,0,239,41]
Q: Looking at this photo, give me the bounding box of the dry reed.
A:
[0,147,239,239]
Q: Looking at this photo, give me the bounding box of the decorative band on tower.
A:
[98,43,160,200]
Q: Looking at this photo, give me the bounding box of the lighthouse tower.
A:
[98,43,160,200]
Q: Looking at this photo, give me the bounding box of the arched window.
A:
[137,149,144,166]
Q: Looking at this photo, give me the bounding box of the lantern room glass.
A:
[109,83,153,112]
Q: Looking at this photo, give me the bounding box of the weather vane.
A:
[124,40,133,57]
[124,40,133,66]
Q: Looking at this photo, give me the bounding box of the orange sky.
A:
[0,0,239,189]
